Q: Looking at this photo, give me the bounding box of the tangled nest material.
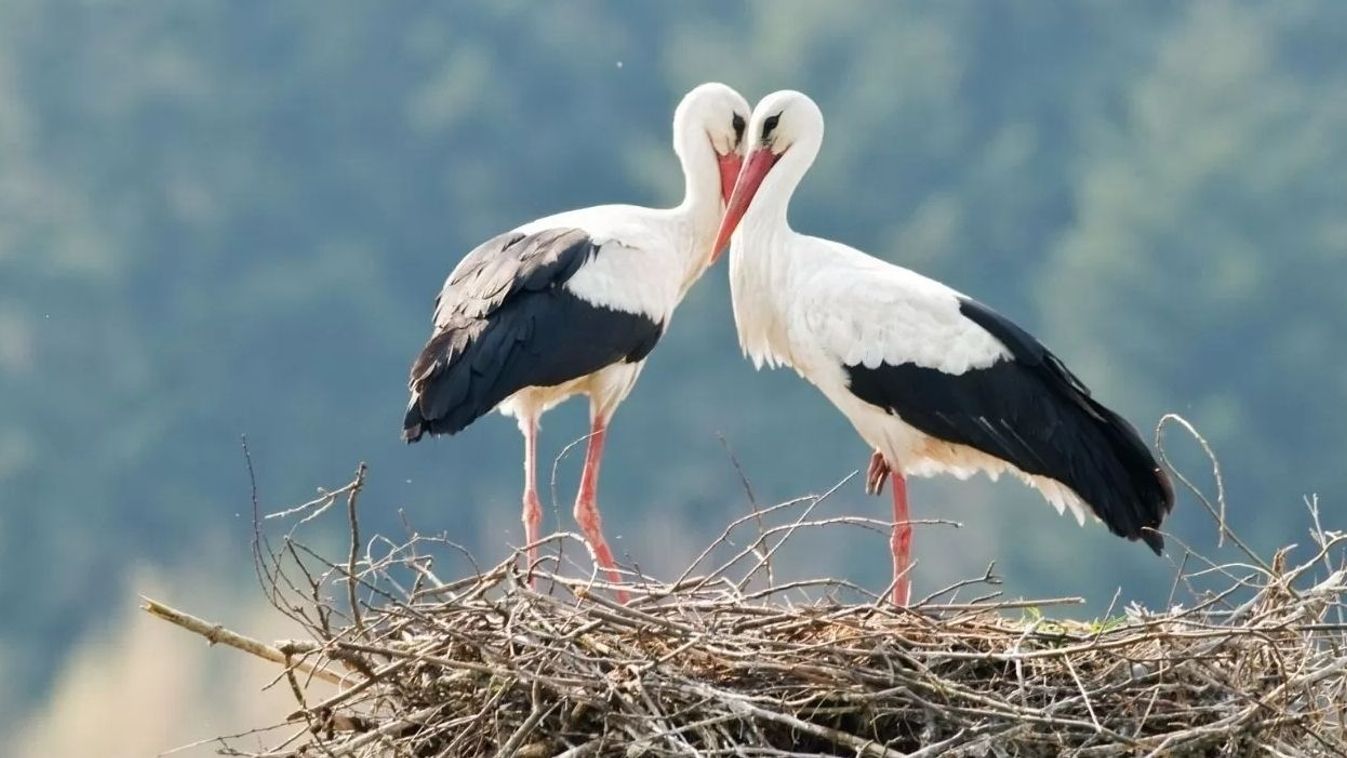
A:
[147,417,1347,756]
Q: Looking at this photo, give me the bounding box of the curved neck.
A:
[740,134,819,236]
[673,129,723,223]
[666,126,728,290]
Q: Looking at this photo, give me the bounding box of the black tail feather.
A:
[1084,398,1174,554]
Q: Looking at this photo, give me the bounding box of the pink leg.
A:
[866,450,911,605]
[520,417,543,586]
[573,416,628,602]
[890,469,912,607]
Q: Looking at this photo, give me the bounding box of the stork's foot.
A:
[583,536,629,604]
[586,538,629,605]
[892,575,911,607]
[574,497,630,604]
[865,449,891,495]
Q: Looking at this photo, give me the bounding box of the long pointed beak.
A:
[717,152,742,206]
[711,148,778,263]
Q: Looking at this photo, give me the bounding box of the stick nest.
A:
[151,419,1347,756]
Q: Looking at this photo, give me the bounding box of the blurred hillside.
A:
[2,1,1345,747]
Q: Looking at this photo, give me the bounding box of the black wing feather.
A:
[403,228,663,442]
[845,297,1174,553]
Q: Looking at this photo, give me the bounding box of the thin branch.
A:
[141,597,344,686]
[346,462,368,636]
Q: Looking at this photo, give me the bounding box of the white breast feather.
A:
[728,232,795,370]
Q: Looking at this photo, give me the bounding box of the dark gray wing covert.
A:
[403,228,663,441]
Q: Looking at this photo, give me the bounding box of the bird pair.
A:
[403,84,1174,606]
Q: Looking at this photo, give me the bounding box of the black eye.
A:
[762,113,781,139]
[732,113,746,141]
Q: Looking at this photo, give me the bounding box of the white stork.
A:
[713,91,1174,606]
[405,83,751,598]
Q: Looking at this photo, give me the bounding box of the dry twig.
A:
[150,415,1347,756]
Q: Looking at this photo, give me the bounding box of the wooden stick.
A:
[141,596,345,686]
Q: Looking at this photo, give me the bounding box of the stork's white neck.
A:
[674,132,722,217]
[667,125,727,287]
[739,133,821,239]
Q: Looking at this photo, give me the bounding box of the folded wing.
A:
[403,228,663,441]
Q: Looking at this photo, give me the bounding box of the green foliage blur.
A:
[2,0,1344,731]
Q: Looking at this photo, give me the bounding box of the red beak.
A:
[710,148,778,263]
[717,152,742,206]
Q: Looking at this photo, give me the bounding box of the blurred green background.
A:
[3,1,1345,752]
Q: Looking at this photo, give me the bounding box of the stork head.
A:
[711,90,825,258]
[672,82,751,208]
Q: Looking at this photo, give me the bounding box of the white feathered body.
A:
[729,230,1093,524]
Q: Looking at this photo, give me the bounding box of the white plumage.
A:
[715,90,1173,605]
[405,84,752,599]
